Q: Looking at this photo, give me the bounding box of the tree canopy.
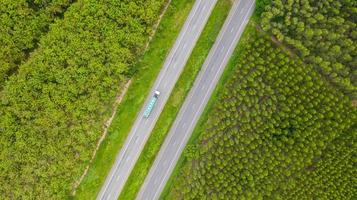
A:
[0,0,74,88]
[261,0,357,99]
[168,30,356,200]
[0,0,165,198]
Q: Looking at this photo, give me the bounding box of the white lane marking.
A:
[138,0,211,196]
[245,19,249,25]
[182,43,187,50]
[137,0,225,198]
[183,122,187,128]
[116,175,121,181]
[107,194,112,199]
[220,45,225,52]
[201,84,206,90]
[144,119,149,125]
[240,9,244,14]
[98,0,207,199]
[149,2,256,199]
[126,155,130,162]
[230,27,235,33]
[155,0,202,87]
[134,136,139,143]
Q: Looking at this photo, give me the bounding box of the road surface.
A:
[96,0,218,199]
[136,0,255,199]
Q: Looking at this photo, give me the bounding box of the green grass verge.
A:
[118,1,232,199]
[159,6,262,200]
[73,0,195,199]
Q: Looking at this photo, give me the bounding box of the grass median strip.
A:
[73,0,195,199]
[159,4,267,199]
[118,1,232,199]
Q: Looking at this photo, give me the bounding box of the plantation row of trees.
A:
[0,0,165,199]
[0,0,75,88]
[261,0,357,98]
[168,36,356,199]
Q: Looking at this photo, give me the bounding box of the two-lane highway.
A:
[96,0,218,199]
[136,0,255,199]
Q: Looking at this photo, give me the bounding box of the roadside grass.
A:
[159,6,263,200]
[118,1,232,199]
[73,0,195,199]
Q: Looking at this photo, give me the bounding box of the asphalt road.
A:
[136,0,255,199]
[96,0,218,199]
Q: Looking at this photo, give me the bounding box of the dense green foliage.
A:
[165,1,356,199]
[0,0,74,88]
[0,0,165,199]
[261,0,357,98]
[168,35,356,199]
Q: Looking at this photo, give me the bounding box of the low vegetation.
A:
[0,0,166,198]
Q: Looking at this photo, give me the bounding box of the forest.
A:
[0,0,355,199]
[168,34,356,200]
[0,0,74,88]
[261,0,356,98]
[0,0,165,199]
[166,0,356,199]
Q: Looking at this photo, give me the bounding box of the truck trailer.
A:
[143,90,160,118]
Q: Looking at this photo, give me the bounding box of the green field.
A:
[118,1,232,199]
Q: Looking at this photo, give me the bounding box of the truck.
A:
[143,90,160,118]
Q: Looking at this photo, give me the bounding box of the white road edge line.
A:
[98,0,206,197]
[149,1,255,199]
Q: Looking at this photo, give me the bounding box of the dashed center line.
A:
[182,43,187,50]
[182,122,187,128]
